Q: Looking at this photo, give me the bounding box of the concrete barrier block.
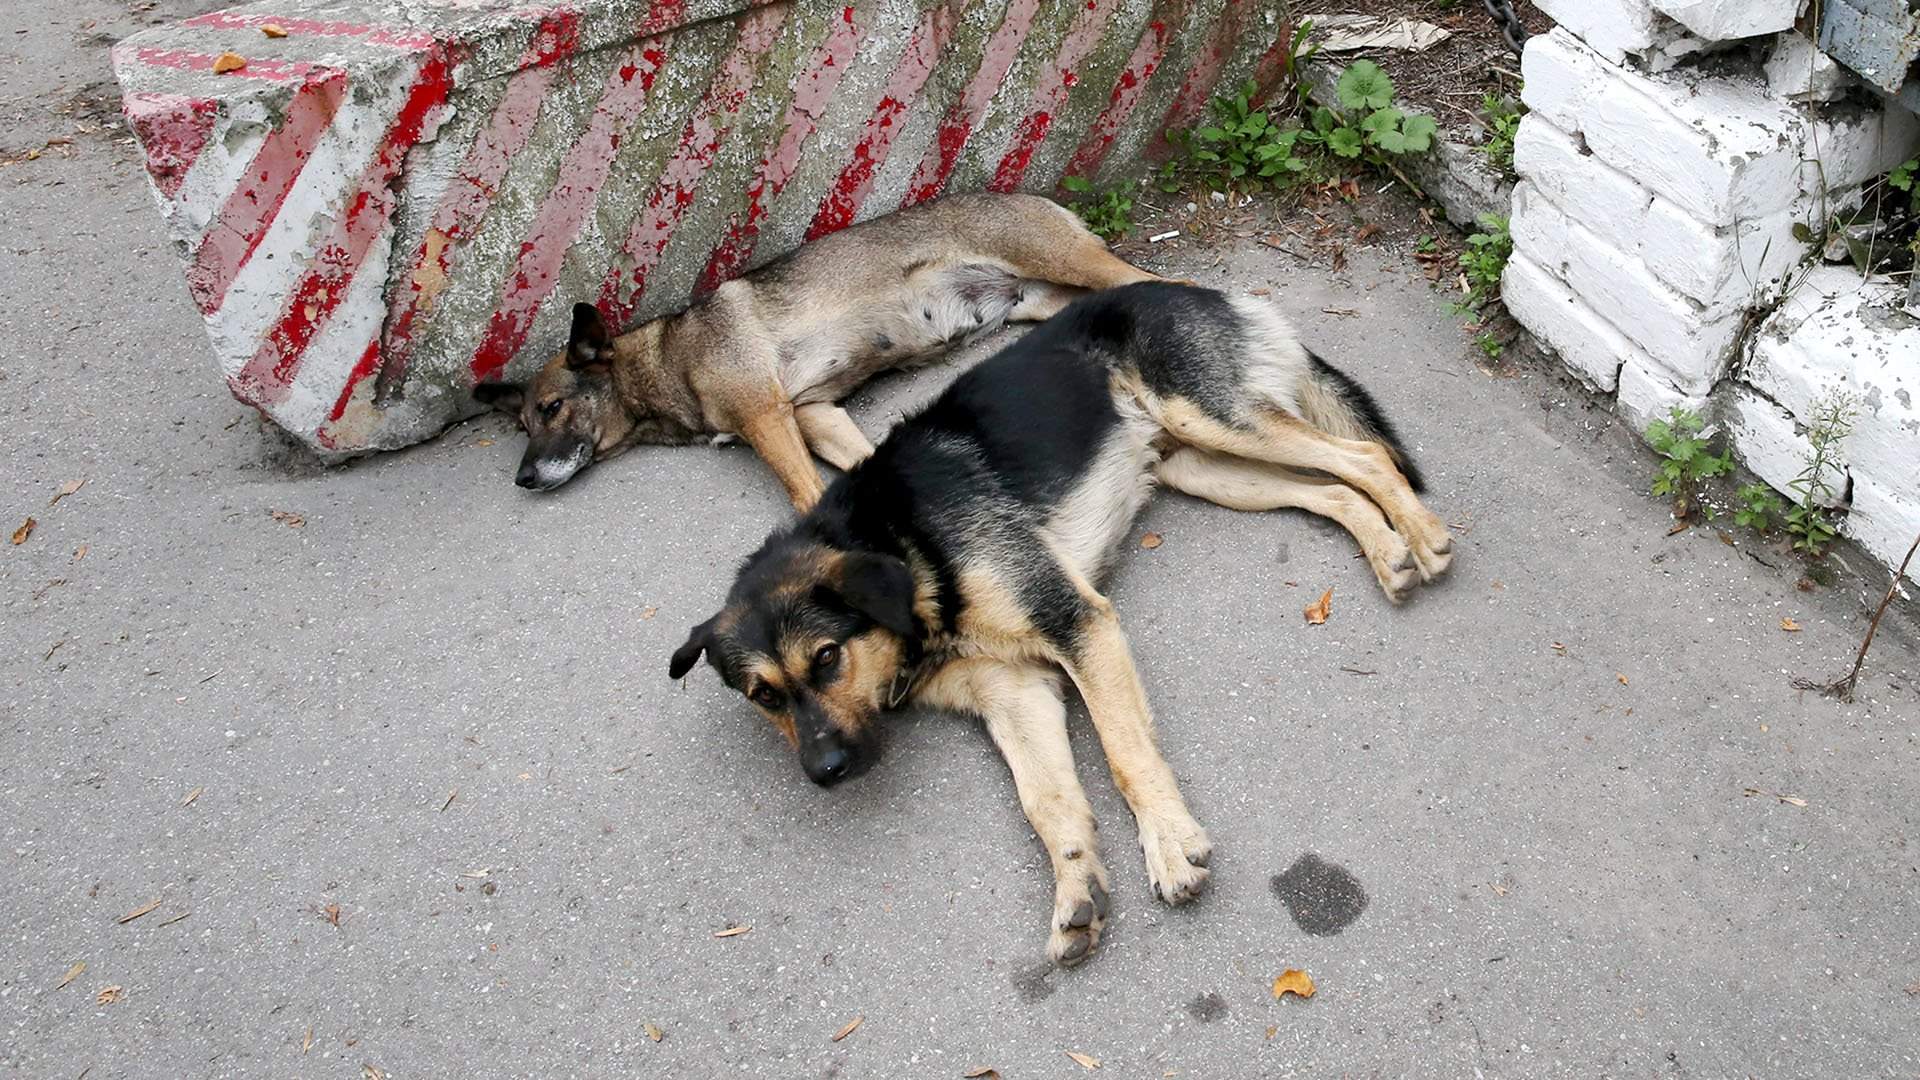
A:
[115,0,1294,458]
[1765,31,1857,102]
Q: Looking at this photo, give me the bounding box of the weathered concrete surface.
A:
[8,4,1920,1076]
[111,0,1296,459]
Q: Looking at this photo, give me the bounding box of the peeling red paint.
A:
[806,4,954,240]
[122,92,219,200]
[1061,1,1187,180]
[989,0,1111,192]
[185,72,347,316]
[903,0,1041,207]
[231,50,454,404]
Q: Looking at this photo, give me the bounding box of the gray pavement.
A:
[5,4,1920,1078]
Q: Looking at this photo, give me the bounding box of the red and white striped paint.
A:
[115,0,1290,458]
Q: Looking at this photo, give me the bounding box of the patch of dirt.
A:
[1294,0,1556,137]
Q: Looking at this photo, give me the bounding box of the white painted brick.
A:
[1724,388,1845,507]
[1502,253,1637,391]
[1652,0,1802,41]
[1847,319,1920,488]
[1511,117,1648,253]
[1743,266,1868,418]
[1531,0,1659,64]
[1765,32,1857,102]
[1617,356,1710,433]
[1520,29,1611,136]
[1641,198,1810,309]
[1511,183,1744,391]
[1846,476,1920,585]
[1580,62,1806,222]
[1810,104,1920,194]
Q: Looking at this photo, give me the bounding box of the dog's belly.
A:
[1038,404,1162,582]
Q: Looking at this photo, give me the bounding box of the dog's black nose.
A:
[806,746,854,787]
[514,463,539,489]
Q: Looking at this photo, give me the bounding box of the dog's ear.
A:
[669,614,720,680]
[837,552,917,638]
[473,381,524,411]
[568,302,614,370]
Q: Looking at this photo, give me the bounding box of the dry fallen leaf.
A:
[96,985,124,1005]
[50,478,86,506]
[641,606,659,620]
[212,51,248,73]
[1743,787,1808,807]
[270,510,305,528]
[1303,588,1333,626]
[12,517,35,545]
[181,786,203,807]
[644,1022,664,1043]
[1065,1051,1101,1070]
[1490,882,1510,897]
[302,1025,314,1054]
[712,925,751,938]
[830,1015,863,1042]
[1140,532,1163,550]
[322,903,342,927]
[362,1065,385,1080]
[963,1068,1001,1079]
[73,544,88,561]
[56,961,86,989]
[1780,617,1802,632]
[1264,1024,1278,1039]
[261,23,288,37]
[117,898,161,924]
[1665,520,1690,536]
[1272,968,1316,1000]
[1616,673,1628,685]
[474,438,494,447]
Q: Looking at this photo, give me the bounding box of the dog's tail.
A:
[1296,350,1426,493]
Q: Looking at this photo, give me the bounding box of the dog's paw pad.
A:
[1048,871,1109,967]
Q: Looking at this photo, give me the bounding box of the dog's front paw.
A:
[1405,510,1455,582]
[1048,870,1111,967]
[1138,811,1212,906]
[1370,537,1422,605]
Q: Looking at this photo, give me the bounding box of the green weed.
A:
[1647,408,1733,512]
[1457,213,1511,312]
[1480,90,1523,176]
[1783,392,1857,557]
[1060,175,1133,241]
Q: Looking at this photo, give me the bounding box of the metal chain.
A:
[1482,0,1530,55]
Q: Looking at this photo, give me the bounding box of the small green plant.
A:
[1734,482,1786,532]
[1887,157,1918,214]
[1480,90,1524,176]
[1060,175,1133,241]
[1647,408,1733,511]
[1475,332,1503,359]
[1783,391,1857,557]
[1180,80,1312,193]
[1414,233,1438,254]
[1298,61,1437,169]
[1457,213,1512,312]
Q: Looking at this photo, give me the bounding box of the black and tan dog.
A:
[667,282,1453,966]
[474,193,1163,505]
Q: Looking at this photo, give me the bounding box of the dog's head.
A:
[669,537,920,787]
[473,303,637,491]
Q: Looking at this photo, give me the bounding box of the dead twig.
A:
[1795,530,1920,702]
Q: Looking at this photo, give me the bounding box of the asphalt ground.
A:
[5,4,1919,1077]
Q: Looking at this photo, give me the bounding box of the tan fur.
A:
[913,657,1108,965]
[1155,446,1422,602]
[493,193,1163,503]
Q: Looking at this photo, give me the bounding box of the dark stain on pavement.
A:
[1271,852,1368,935]
[1012,961,1057,1004]
[1186,992,1229,1022]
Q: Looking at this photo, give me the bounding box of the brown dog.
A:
[475,193,1163,506]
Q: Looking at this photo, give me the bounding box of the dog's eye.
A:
[750,685,784,710]
[814,643,839,671]
[538,399,562,420]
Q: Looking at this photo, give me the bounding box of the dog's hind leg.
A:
[794,402,875,471]
[1156,446,1421,603]
[1050,583,1211,906]
[1156,400,1454,581]
[914,657,1110,966]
